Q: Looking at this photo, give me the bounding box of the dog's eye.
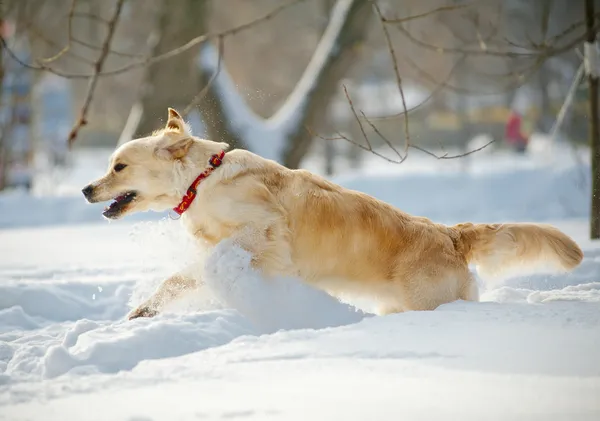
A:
[113,163,127,172]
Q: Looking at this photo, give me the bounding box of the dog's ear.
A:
[155,137,193,160]
[165,108,185,133]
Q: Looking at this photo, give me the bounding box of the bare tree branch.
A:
[27,24,98,66]
[0,0,306,79]
[366,54,468,121]
[308,84,493,164]
[392,11,600,59]
[67,0,126,147]
[38,0,77,63]
[71,11,110,25]
[384,2,475,24]
[402,51,545,96]
[503,13,600,51]
[371,1,410,151]
[319,1,496,166]
[540,0,553,41]
[70,35,146,59]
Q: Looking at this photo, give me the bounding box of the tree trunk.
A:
[132,0,370,168]
[193,0,371,168]
[586,0,600,239]
[537,64,553,133]
[134,0,208,138]
[322,0,337,176]
[0,9,7,191]
[281,0,371,169]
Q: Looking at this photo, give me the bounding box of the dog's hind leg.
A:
[127,273,201,320]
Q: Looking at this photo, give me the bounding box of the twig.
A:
[182,36,224,116]
[306,112,494,164]
[384,2,475,24]
[377,0,551,97]
[372,1,410,155]
[314,1,496,166]
[359,110,405,162]
[304,88,410,165]
[71,35,146,59]
[502,14,600,52]
[1,0,305,80]
[409,140,494,160]
[402,51,544,96]
[307,128,408,164]
[68,0,126,147]
[392,12,600,59]
[540,0,553,42]
[0,35,87,78]
[38,0,77,63]
[71,11,110,25]
[27,25,97,66]
[344,84,494,162]
[342,85,381,158]
[95,0,305,77]
[367,54,468,121]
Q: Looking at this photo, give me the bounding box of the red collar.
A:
[172,151,225,215]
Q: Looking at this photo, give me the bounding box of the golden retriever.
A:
[82,108,584,320]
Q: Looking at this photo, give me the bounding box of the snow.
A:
[337,155,590,223]
[1,137,599,420]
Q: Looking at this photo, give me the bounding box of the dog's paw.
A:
[127,305,158,320]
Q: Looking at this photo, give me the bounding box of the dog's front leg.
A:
[127,272,201,320]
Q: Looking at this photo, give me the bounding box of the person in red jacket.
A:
[504,111,529,153]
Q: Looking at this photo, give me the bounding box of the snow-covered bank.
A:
[0,218,599,420]
[337,161,589,223]
[5,298,600,421]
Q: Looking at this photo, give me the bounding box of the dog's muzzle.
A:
[82,184,94,202]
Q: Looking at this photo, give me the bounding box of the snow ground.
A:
[0,138,599,420]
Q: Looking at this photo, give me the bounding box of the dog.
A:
[82,108,584,320]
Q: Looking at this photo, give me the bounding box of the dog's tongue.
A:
[104,195,125,212]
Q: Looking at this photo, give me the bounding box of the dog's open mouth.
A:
[103,191,137,219]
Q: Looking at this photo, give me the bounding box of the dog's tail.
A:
[452,222,583,279]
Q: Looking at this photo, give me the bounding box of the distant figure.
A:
[504,111,529,154]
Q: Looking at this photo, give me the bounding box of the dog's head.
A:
[82,108,228,219]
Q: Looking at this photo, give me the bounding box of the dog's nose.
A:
[82,184,94,199]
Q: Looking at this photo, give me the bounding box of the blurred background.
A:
[0,0,598,238]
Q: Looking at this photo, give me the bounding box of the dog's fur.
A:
[83,108,584,319]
